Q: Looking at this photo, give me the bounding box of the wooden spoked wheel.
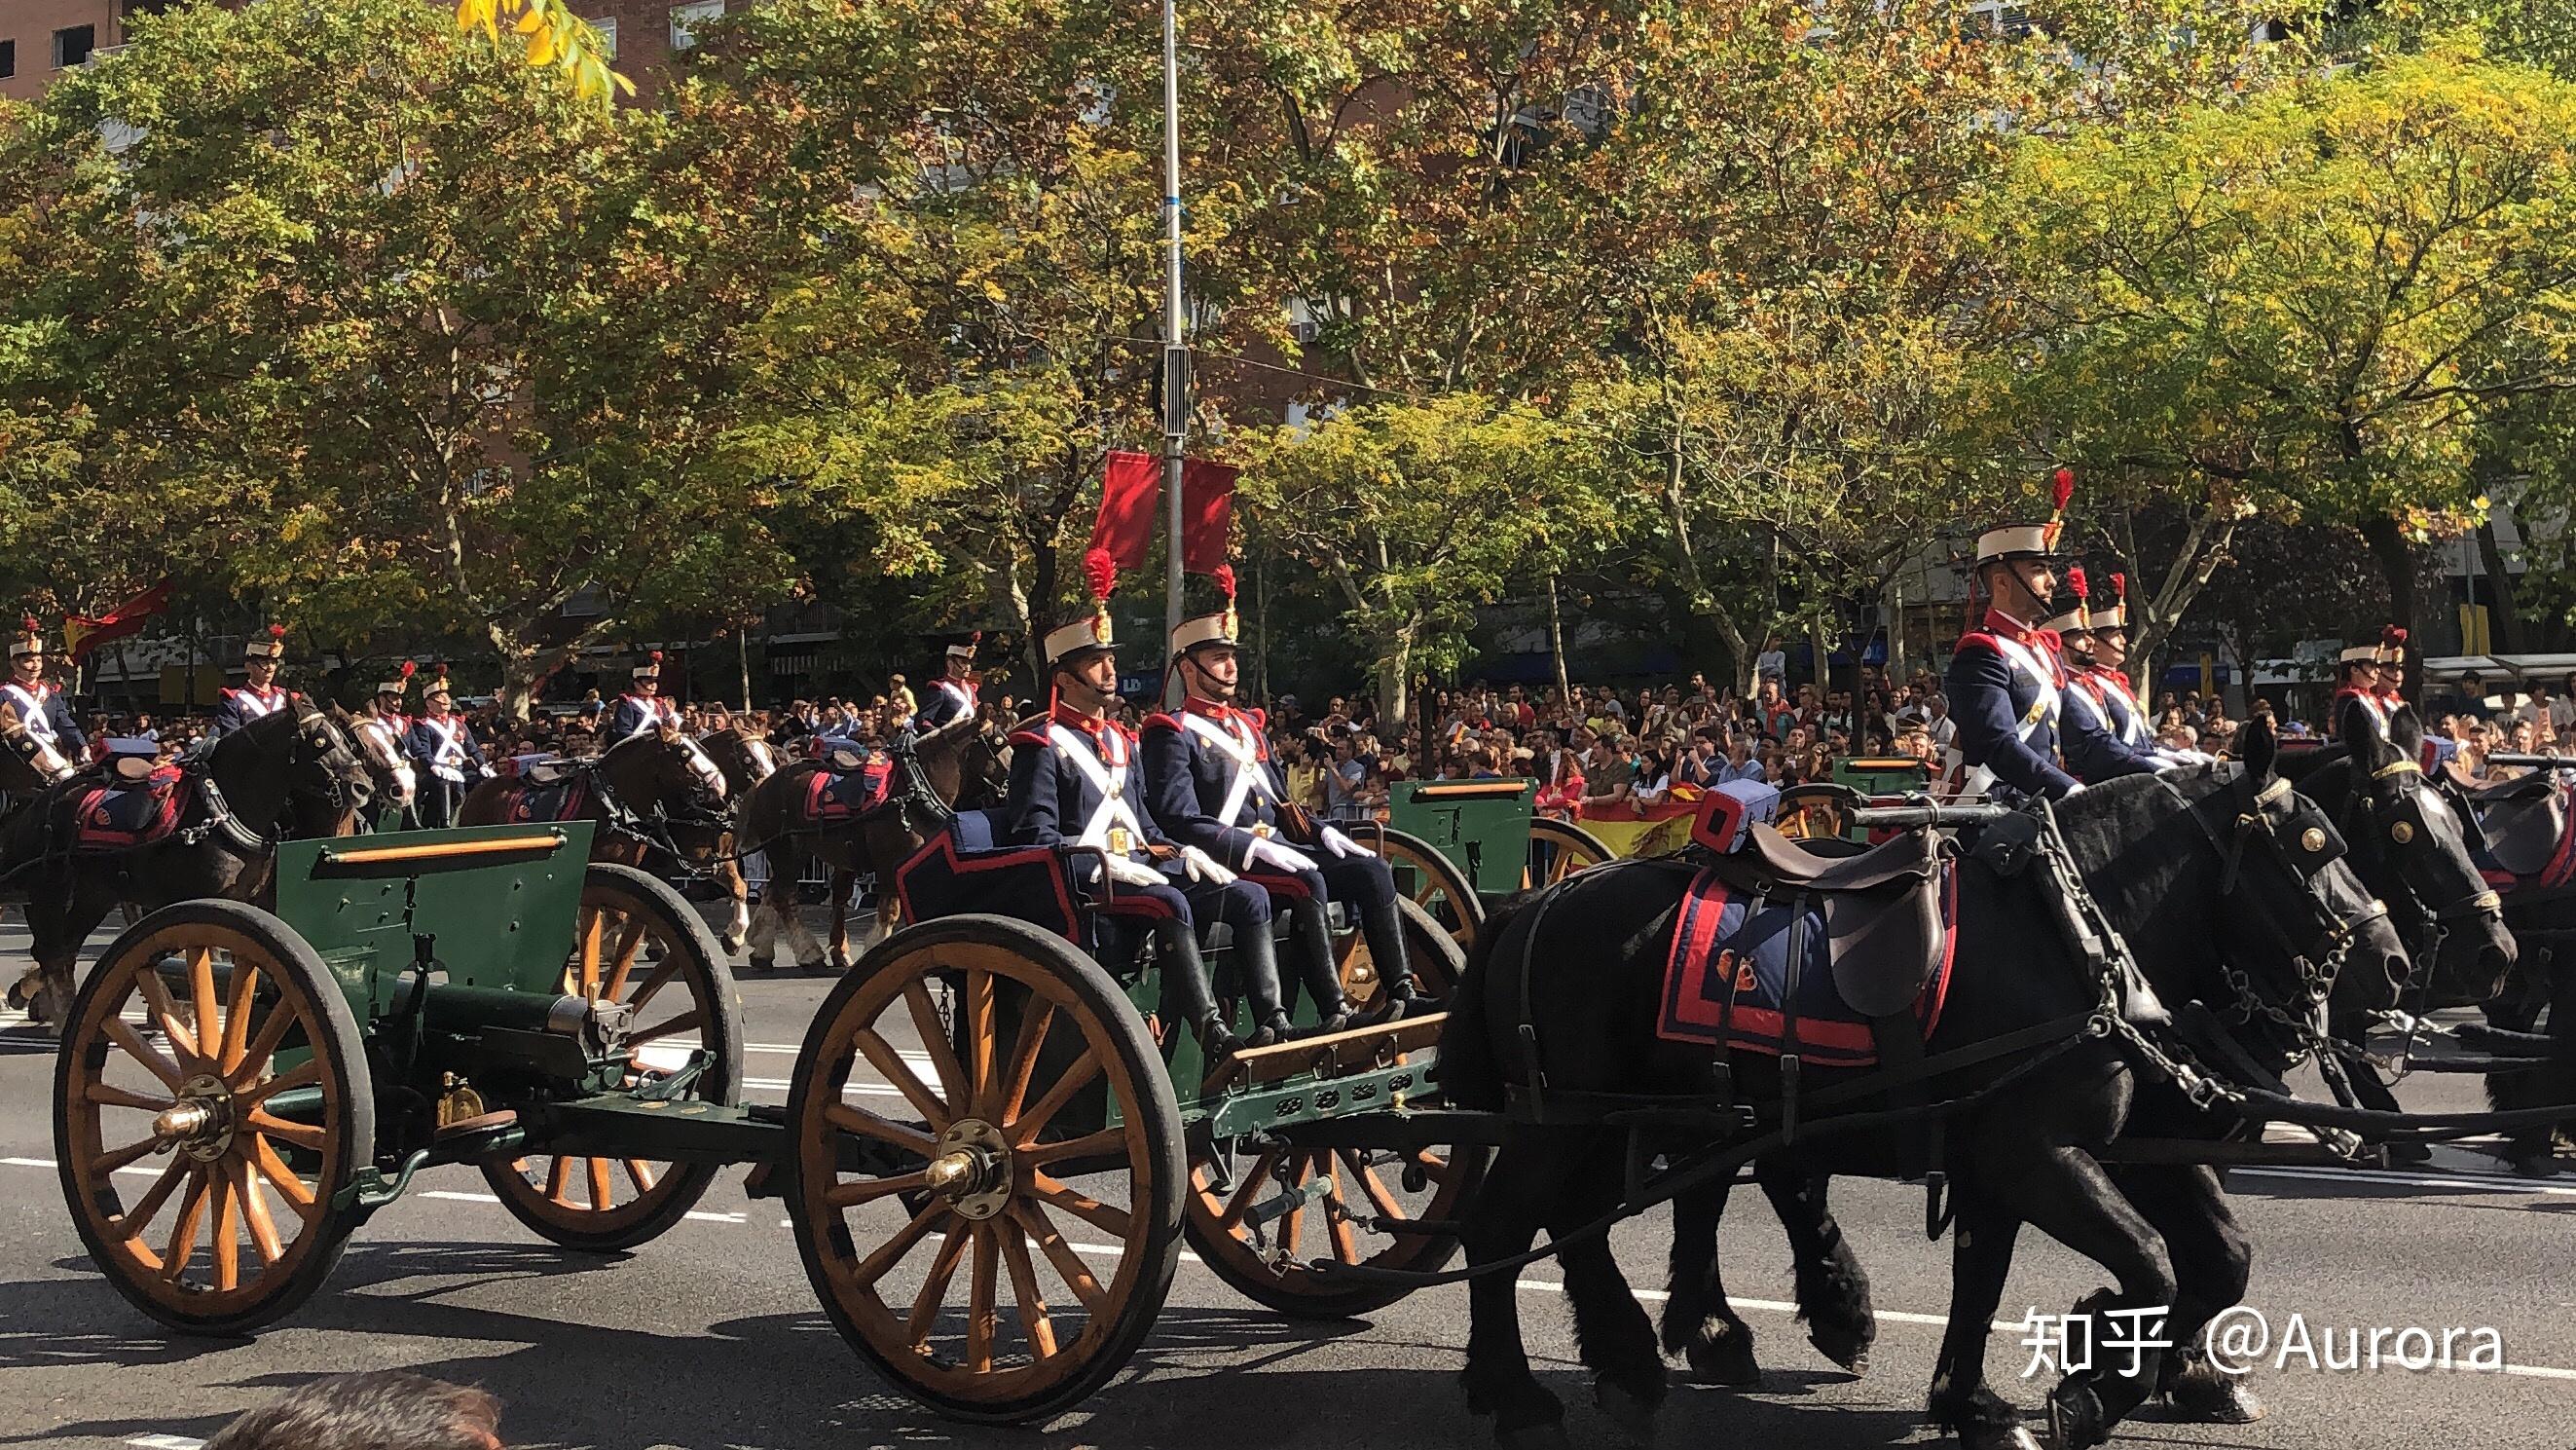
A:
[1186,1137,1489,1319]
[55,901,373,1334]
[1775,785,1849,842]
[1376,828,1486,948]
[1525,817,1615,888]
[483,864,744,1251]
[1333,895,1466,1011]
[787,914,1185,1423]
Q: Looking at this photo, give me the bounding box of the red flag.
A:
[64,578,173,660]
[1181,458,1236,575]
[1090,450,1161,571]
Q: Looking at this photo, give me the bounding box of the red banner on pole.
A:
[1181,458,1236,575]
[1090,451,1161,571]
[64,578,174,660]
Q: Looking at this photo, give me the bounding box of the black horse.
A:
[1440,719,2410,1450]
[5,700,372,1029]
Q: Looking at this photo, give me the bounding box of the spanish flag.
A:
[64,579,173,661]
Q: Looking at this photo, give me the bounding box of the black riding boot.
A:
[1287,898,1357,1035]
[1156,921,1241,1060]
[1230,922,1296,1049]
[1353,896,1423,1023]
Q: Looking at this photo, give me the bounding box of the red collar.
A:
[1182,696,1242,723]
[1980,608,2057,650]
[1049,700,1120,737]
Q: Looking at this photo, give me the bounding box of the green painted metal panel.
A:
[1388,779,1535,896]
[274,823,596,1021]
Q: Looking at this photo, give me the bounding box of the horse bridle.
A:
[2349,757,2506,928]
[2203,770,2389,1022]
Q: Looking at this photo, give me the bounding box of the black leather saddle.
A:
[1707,823,1947,1018]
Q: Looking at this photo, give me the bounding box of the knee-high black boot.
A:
[1155,920,1240,1059]
[1355,895,1423,1022]
[1230,922,1296,1049]
[1286,897,1356,1034]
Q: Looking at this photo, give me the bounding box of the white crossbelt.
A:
[1182,713,1278,828]
[1960,634,2061,798]
[2,683,56,744]
[1049,724,1148,856]
[423,716,470,782]
[234,688,284,720]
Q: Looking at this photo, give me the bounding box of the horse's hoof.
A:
[719,934,747,953]
[2509,1149,2561,1179]
[2164,1369,2263,1424]
[747,955,775,973]
[1496,1425,1575,1450]
[796,956,829,973]
[1683,1331,1760,1389]
[1808,1320,1873,1374]
[828,949,852,971]
[2381,1140,2432,1168]
[1594,1382,1660,1446]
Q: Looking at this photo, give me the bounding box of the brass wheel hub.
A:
[155,1074,236,1164]
[927,1118,1012,1221]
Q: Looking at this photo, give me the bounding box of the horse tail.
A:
[1438,893,1532,1113]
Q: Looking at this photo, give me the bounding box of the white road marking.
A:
[125,1435,202,1450]
[2233,1165,2576,1198]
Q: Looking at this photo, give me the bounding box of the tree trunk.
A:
[2476,517,2521,654]
[738,626,754,710]
[495,645,546,722]
[1546,574,1570,710]
[1806,610,1832,694]
[1376,622,1415,730]
[2358,513,2424,698]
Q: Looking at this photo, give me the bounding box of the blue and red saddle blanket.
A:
[496,772,593,825]
[1657,865,1959,1067]
[72,767,187,851]
[802,757,894,824]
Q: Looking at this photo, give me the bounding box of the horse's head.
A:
[352,709,417,810]
[2155,712,2411,1028]
[283,699,373,833]
[0,702,73,789]
[2336,700,2514,1007]
[706,726,777,795]
[914,714,1010,812]
[606,724,729,817]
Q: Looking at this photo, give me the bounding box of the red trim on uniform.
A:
[1140,712,1183,734]
[1096,891,1180,920]
[1008,727,1051,750]
[1241,871,1314,901]
[892,832,1078,929]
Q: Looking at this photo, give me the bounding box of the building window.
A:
[0,41,15,80]
[670,0,721,51]
[54,24,95,68]
[588,17,615,58]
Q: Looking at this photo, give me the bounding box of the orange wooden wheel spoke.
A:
[249,1135,317,1218]
[824,1102,937,1159]
[227,1006,299,1088]
[825,1169,930,1210]
[575,910,607,1000]
[546,1157,574,1206]
[1009,1202,1104,1315]
[188,948,221,1059]
[998,1218,1057,1358]
[623,955,682,1021]
[239,1060,319,1108]
[966,1223,999,1373]
[1019,1127,1125,1169]
[601,919,651,1001]
[587,1157,613,1210]
[1279,1156,1310,1259]
[136,968,203,1070]
[905,1222,973,1347]
[1029,1172,1130,1240]
[621,1160,660,1195]
[630,1010,703,1048]
[995,998,1057,1123]
[901,979,971,1109]
[849,1199,947,1290]
[103,1019,185,1094]
[1343,1152,1409,1222]
[209,1169,242,1290]
[93,1135,166,1175]
[1216,1148,1283,1231]
[115,1156,193,1243]
[855,1028,950,1132]
[162,1170,210,1282]
[1319,1155,1359,1266]
[219,959,263,1071]
[84,1082,175,1112]
[962,968,997,1121]
[1007,1048,1100,1145]
[226,1156,286,1265]
[244,1110,323,1151]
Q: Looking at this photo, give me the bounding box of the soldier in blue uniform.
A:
[406,670,490,827]
[1007,606,1292,1058]
[2050,568,2200,772]
[211,623,295,736]
[608,651,681,741]
[1142,603,1422,1033]
[4,616,87,768]
[914,635,981,731]
[1945,476,2158,799]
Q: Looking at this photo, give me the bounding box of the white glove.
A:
[1179,844,1238,885]
[1103,853,1166,890]
[2056,780,2087,799]
[1245,837,1320,874]
[1317,826,1374,860]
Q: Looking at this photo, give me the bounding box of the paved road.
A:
[3,911,2574,1450]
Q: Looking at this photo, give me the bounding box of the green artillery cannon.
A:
[54,816,1486,1424]
[1376,778,1614,946]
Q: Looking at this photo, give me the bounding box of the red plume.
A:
[2110,572,2128,603]
[398,660,417,680]
[648,650,664,664]
[432,661,450,680]
[1212,564,1237,601]
[2066,566,2089,601]
[2382,625,2409,649]
[269,622,287,640]
[18,615,34,634]
[969,630,981,646]
[2050,467,2075,514]
[1083,546,1119,602]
